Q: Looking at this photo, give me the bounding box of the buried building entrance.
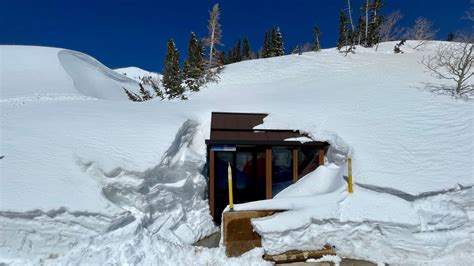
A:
[206,112,329,224]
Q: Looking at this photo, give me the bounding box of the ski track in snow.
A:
[0,41,473,264]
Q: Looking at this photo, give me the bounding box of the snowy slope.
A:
[0,45,139,100]
[1,41,473,264]
[114,66,161,82]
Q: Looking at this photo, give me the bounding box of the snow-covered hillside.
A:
[0,46,139,100]
[114,66,161,82]
[0,42,472,265]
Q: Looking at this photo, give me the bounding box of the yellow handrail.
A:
[348,158,353,193]
[228,162,234,211]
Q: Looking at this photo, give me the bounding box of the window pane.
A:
[272,147,293,196]
[298,147,319,177]
[216,152,234,190]
[236,152,253,190]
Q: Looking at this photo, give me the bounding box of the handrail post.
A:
[348,158,353,193]
[228,162,234,211]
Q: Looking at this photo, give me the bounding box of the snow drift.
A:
[1,41,473,264]
[0,45,138,100]
[114,66,161,83]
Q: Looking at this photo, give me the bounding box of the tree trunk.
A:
[316,34,320,50]
[347,0,355,31]
[456,79,462,95]
[208,26,215,71]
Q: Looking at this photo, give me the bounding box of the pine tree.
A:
[183,32,205,92]
[337,10,348,50]
[162,39,184,99]
[356,15,365,45]
[270,27,276,56]
[367,0,384,47]
[217,50,226,65]
[363,0,370,46]
[148,78,164,100]
[227,48,233,64]
[123,87,142,102]
[139,84,153,101]
[313,25,321,51]
[393,39,406,54]
[447,32,454,41]
[271,27,284,56]
[262,31,271,58]
[292,45,300,55]
[233,39,241,62]
[242,37,251,60]
[140,76,164,100]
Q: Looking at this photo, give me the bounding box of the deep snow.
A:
[1,46,142,101]
[0,41,473,264]
[114,66,161,83]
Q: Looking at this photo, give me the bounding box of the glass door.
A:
[235,149,266,203]
[214,151,234,223]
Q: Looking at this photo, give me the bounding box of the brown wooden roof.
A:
[211,112,267,130]
[206,112,328,147]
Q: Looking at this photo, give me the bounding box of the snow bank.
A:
[249,187,473,265]
[275,163,344,198]
[1,41,473,264]
[0,45,138,100]
[234,166,471,264]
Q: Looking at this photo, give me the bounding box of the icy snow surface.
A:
[1,41,473,264]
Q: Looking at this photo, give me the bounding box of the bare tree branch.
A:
[405,17,438,49]
[379,10,404,42]
[422,41,474,97]
[464,0,474,22]
[204,4,222,71]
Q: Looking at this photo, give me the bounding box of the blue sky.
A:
[1,0,471,72]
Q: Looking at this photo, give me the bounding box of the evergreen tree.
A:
[367,0,384,47]
[292,45,301,55]
[146,77,164,100]
[138,84,153,101]
[183,32,206,92]
[217,50,226,65]
[393,39,406,54]
[262,31,271,58]
[162,39,184,99]
[270,27,276,56]
[447,32,454,41]
[233,39,241,62]
[271,27,284,56]
[227,48,233,64]
[242,37,251,60]
[356,15,365,45]
[123,87,142,102]
[313,25,321,51]
[337,10,348,50]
